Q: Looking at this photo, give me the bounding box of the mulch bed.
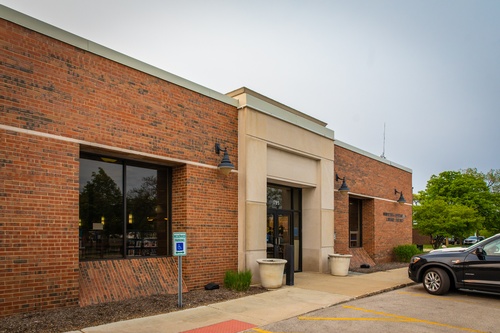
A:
[0,287,266,333]
[0,262,408,333]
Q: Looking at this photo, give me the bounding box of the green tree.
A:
[483,169,500,193]
[414,170,499,248]
[79,167,123,235]
[414,199,482,248]
[463,168,500,233]
[127,175,158,231]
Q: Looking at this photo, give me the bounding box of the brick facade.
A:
[0,131,80,315]
[79,257,184,307]
[173,164,239,288]
[0,10,413,318]
[0,18,238,317]
[334,144,412,265]
[413,229,431,246]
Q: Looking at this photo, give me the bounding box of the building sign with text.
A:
[383,212,406,222]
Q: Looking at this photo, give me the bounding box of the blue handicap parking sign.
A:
[173,232,187,256]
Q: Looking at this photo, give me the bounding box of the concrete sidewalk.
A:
[70,268,413,333]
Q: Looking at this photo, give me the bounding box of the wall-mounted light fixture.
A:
[394,189,406,204]
[215,143,235,176]
[335,173,350,192]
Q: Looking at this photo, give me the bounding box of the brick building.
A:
[0,6,412,317]
[334,141,412,268]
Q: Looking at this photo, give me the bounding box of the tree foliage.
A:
[79,167,123,234]
[127,175,158,231]
[414,169,500,248]
[462,168,500,233]
[482,169,500,193]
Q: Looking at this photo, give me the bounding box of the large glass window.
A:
[79,153,171,260]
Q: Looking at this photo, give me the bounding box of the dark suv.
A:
[408,234,500,295]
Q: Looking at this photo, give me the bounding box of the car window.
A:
[483,238,500,256]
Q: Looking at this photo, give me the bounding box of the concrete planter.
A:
[328,254,352,276]
[256,258,287,289]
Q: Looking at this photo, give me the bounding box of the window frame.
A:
[79,152,172,261]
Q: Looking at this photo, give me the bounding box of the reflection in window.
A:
[267,186,296,210]
[79,153,171,260]
[125,165,169,257]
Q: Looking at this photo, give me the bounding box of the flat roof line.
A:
[0,5,238,107]
[335,139,412,173]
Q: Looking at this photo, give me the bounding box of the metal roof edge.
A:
[335,139,412,173]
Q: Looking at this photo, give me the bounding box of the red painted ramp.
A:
[181,319,256,333]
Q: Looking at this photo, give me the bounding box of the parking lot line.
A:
[250,329,276,333]
[298,305,488,333]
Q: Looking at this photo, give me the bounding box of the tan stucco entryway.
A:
[228,88,335,283]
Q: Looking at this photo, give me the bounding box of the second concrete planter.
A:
[328,254,352,276]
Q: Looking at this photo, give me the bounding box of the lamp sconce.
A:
[335,173,350,192]
[215,143,235,176]
[394,189,406,204]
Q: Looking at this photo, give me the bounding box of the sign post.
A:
[173,232,187,307]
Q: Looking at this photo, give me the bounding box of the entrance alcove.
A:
[229,88,335,284]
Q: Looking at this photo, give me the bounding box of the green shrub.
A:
[224,270,252,292]
[393,244,422,262]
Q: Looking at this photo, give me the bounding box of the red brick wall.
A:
[0,130,80,315]
[0,20,237,164]
[172,164,238,289]
[361,199,376,257]
[413,229,430,245]
[79,257,184,306]
[334,144,412,264]
[0,19,238,316]
[333,192,349,251]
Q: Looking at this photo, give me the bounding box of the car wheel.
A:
[423,267,450,295]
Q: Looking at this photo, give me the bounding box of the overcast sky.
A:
[2,0,499,192]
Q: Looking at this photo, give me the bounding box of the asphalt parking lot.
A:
[252,284,499,333]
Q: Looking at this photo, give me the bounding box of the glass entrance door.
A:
[267,184,301,271]
[266,211,292,259]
